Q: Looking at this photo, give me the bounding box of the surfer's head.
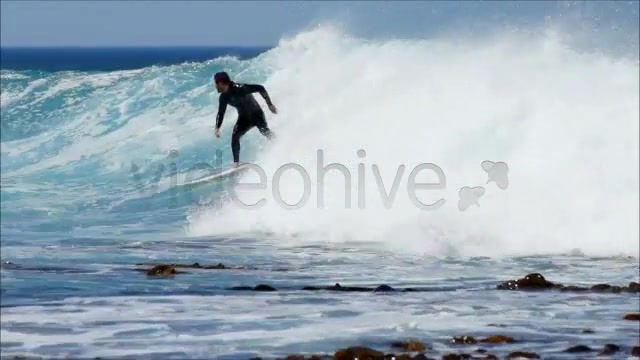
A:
[213,72,232,93]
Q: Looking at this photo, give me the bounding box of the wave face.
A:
[2,25,639,257]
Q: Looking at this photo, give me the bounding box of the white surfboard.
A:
[182,163,252,187]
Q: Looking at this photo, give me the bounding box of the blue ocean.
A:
[1,22,639,360]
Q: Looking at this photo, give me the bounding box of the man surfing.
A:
[213,72,277,168]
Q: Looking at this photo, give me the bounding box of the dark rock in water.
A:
[451,336,477,344]
[333,346,384,360]
[497,273,557,290]
[623,313,640,321]
[229,285,277,291]
[590,284,623,293]
[303,283,375,292]
[326,283,372,292]
[505,351,540,359]
[136,262,259,271]
[628,282,640,292]
[390,340,427,352]
[441,353,471,360]
[486,324,508,328]
[497,273,639,293]
[564,345,592,353]
[230,286,253,291]
[283,355,305,360]
[599,344,620,355]
[254,284,277,292]
[375,284,395,292]
[475,349,487,353]
[402,288,418,292]
[480,335,515,344]
[302,286,322,291]
[560,285,589,292]
[145,264,176,276]
[632,346,640,357]
[581,328,595,334]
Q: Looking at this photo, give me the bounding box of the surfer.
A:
[213,71,277,167]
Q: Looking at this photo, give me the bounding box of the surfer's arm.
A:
[242,84,274,106]
[215,95,228,129]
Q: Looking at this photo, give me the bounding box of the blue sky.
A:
[1,1,638,47]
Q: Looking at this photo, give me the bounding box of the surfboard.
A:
[182,163,252,187]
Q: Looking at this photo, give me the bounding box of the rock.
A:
[581,329,595,334]
[480,335,515,344]
[334,346,384,360]
[505,351,540,359]
[303,283,373,292]
[590,284,623,293]
[145,264,176,276]
[230,286,253,291]
[230,284,277,291]
[627,282,640,292]
[559,286,588,292]
[327,283,372,292]
[284,356,305,360]
[632,346,640,357]
[254,284,277,291]
[375,285,395,292]
[623,313,640,321]
[599,344,620,355]
[137,262,259,271]
[564,345,592,353]
[451,336,477,345]
[496,273,637,293]
[390,340,427,352]
[302,286,322,291]
[497,273,557,291]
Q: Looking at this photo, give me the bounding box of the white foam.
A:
[188,26,640,257]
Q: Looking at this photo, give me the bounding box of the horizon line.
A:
[0,45,275,49]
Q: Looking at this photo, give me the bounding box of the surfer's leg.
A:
[254,112,274,140]
[231,118,254,164]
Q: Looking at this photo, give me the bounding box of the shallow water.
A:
[2,234,638,359]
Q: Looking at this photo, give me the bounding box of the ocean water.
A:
[1,20,640,360]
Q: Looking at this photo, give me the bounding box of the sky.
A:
[1,1,638,47]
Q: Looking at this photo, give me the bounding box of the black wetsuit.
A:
[215,82,274,163]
